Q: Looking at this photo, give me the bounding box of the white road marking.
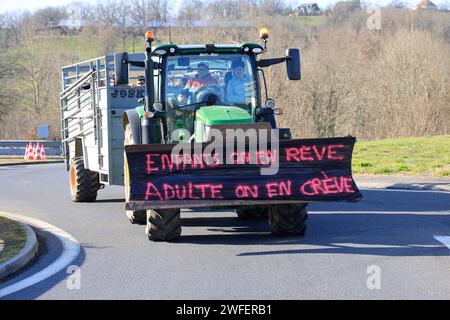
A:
[0,212,80,298]
[433,236,450,250]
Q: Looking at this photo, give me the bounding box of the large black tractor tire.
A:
[269,203,308,236]
[70,156,100,202]
[124,123,146,224]
[145,208,182,242]
[235,205,269,220]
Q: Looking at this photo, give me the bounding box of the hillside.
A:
[0,5,449,140]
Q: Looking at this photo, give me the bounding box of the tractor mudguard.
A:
[124,136,362,210]
[123,109,142,144]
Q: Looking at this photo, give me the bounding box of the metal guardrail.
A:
[0,140,62,155]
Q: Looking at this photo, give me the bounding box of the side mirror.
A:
[114,52,129,85]
[286,48,301,81]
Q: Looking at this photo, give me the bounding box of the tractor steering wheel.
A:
[193,85,222,104]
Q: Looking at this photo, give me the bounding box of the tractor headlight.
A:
[153,102,163,112]
[265,99,275,108]
[154,49,167,55]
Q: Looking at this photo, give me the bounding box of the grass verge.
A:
[0,217,27,264]
[353,135,450,176]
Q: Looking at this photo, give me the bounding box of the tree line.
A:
[0,1,449,139]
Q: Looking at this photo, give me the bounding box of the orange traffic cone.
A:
[35,143,41,160]
[29,143,36,160]
[24,142,31,160]
[40,144,46,160]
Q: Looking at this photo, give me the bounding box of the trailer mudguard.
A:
[124,136,362,210]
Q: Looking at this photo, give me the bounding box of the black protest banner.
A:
[125,136,362,210]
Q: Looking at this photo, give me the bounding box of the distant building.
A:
[296,3,323,16]
[57,19,85,34]
[413,0,439,10]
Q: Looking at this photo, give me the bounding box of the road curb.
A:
[0,160,63,167]
[0,219,38,281]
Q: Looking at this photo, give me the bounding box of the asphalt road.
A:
[0,163,449,299]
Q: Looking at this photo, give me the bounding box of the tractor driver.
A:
[177,63,219,105]
[226,59,251,105]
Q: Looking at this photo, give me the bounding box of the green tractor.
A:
[120,29,361,241]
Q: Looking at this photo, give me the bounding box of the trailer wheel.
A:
[235,205,269,220]
[145,208,181,242]
[124,123,146,224]
[70,156,100,202]
[269,203,308,236]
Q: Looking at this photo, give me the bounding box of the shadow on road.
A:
[95,199,124,203]
[179,212,450,258]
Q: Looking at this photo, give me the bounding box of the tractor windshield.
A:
[165,54,257,110]
[163,54,257,140]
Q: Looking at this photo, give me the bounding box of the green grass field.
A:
[353,135,450,176]
[297,15,326,27]
[0,217,27,264]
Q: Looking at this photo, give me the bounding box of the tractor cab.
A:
[155,44,262,143]
[120,28,301,145]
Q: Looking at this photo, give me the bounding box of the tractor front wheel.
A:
[145,208,182,242]
[269,203,308,236]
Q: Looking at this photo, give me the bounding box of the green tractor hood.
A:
[196,106,253,125]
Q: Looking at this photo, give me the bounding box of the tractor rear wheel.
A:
[70,156,100,202]
[145,208,182,242]
[235,205,269,220]
[269,203,308,236]
[124,122,146,224]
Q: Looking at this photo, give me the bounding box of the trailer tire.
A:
[146,208,181,242]
[235,206,269,220]
[269,203,308,236]
[124,122,146,224]
[70,157,100,202]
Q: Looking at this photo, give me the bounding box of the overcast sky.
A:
[0,0,448,14]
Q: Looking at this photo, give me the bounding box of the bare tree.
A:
[129,0,170,33]
[258,0,287,16]
[0,61,17,120]
[93,0,124,26]
[88,0,130,50]
[32,6,67,28]
[178,0,205,21]
[205,0,242,19]
[0,12,23,48]
[387,1,407,9]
